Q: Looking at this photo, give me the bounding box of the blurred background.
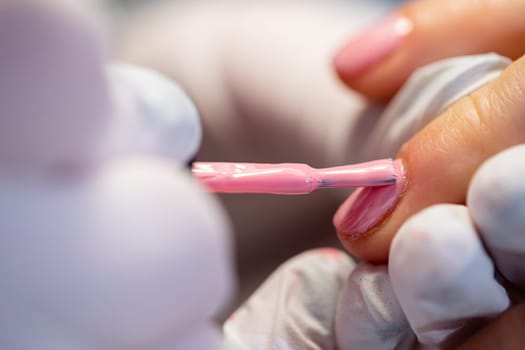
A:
[103,0,406,32]
[107,0,405,10]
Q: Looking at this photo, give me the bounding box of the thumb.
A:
[334,53,525,262]
[334,0,525,101]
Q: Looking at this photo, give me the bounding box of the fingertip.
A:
[468,145,525,287]
[389,204,509,347]
[334,159,407,262]
[336,229,389,263]
[334,0,525,101]
[332,12,414,101]
[335,125,472,262]
[108,63,202,164]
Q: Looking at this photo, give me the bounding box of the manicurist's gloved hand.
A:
[342,144,525,349]
[387,143,525,349]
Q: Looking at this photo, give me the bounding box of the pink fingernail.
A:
[334,14,413,80]
[333,159,406,239]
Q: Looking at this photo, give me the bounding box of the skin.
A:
[340,56,525,262]
[458,302,525,349]
[337,0,525,101]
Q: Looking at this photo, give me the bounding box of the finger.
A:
[458,303,525,350]
[335,53,525,262]
[468,144,525,288]
[333,0,525,100]
[224,248,354,350]
[335,263,416,350]
[389,204,509,348]
[0,157,235,348]
[0,0,110,169]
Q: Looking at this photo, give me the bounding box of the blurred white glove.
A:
[106,63,201,163]
[224,54,515,350]
[0,2,234,349]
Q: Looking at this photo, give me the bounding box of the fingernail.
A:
[334,14,413,80]
[334,159,406,239]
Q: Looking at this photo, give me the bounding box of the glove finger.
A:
[0,0,110,168]
[107,64,201,164]
[223,249,354,350]
[389,204,509,348]
[468,144,525,290]
[0,158,235,348]
[335,263,417,350]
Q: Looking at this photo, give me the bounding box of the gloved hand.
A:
[223,54,520,349]
[224,178,523,350]
[342,144,525,350]
[0,1,234,349]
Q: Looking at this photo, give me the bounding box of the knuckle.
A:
[462,93,493,137]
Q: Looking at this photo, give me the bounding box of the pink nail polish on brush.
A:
[192,158,400,195]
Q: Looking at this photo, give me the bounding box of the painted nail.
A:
[334,14,413,80]
[333,159,406,239]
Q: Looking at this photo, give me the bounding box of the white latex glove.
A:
[224,54,515,350]
[0,2,234,349]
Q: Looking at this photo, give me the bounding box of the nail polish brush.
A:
[192,158,399,194]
